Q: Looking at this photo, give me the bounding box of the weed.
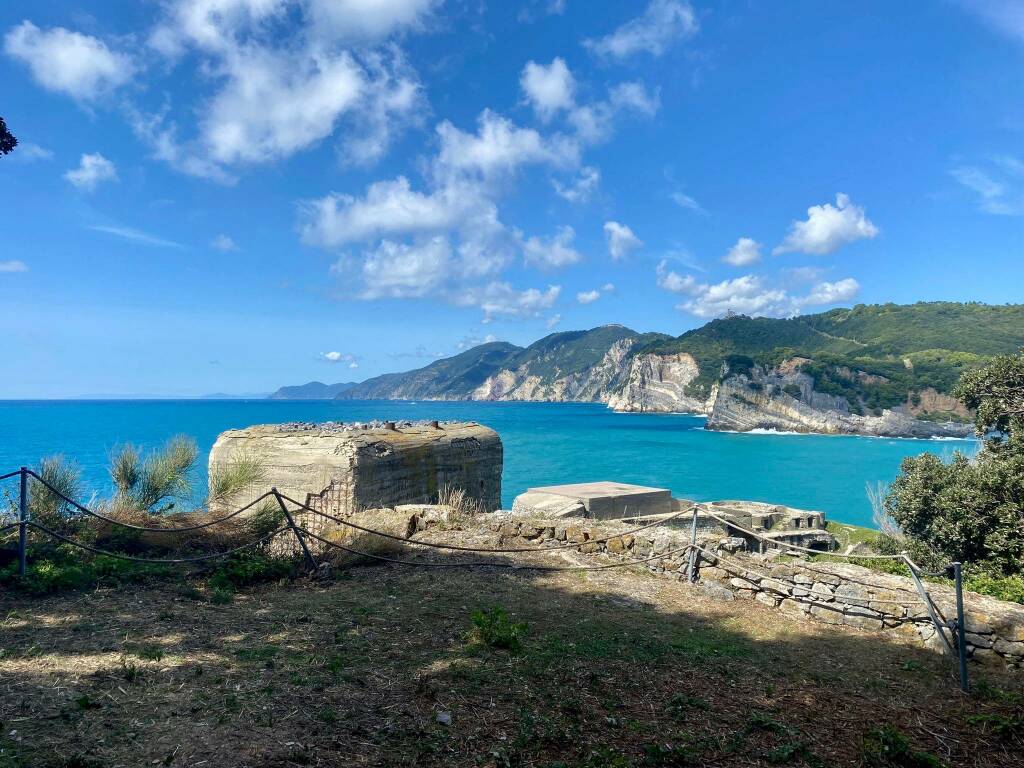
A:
[73,694,100,711]
[120,657,140,684]
[236,644,279,667]
[468,607,528,653]
[136,644,165,662]
[966,712,1024,740]
[860,726,945,768]
[210,587,234,605]
[208,552,294,593]
[316,706,338,724]
[768,741,821,765]
[746,711,789,735]
[666,692,709,719]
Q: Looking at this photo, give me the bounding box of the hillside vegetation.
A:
[641,302,1024,408]
[337,326,666,400]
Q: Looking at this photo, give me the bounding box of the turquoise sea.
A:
[0,400,977,528]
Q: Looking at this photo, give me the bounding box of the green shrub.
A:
[963,573,1024,604]
[208,551,294,593]
[110,435,198,513]
[468,606,528,653]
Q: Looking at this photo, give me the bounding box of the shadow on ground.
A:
[1,550,1022,768]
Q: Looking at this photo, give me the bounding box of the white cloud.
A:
[455,282,561,322]
[64,153,118,191]
[553,166,600,203]
[950,159,1024,215]
[723,237,762,267]
[773,193,879,255]
[576,282,615,304]
[585,0,698,59]
[604,221,643,261]
[520,58,576,122]
[671,191,704,214]
[358,236,453,298]
[89,225,183,249]
[522,226,582,269]
[656,262,860,319]
[320,350,359,368]
[0,260,29,273]
[4,21,133,100]
[799,278,860,307]
[568,81,659,144]
[656,260,698,293]
[210,234,240,251]
[203,48,365,165]
[306,0,441,42]
[546,313,562,328]
[12,142,52,161]
[434,109,576,183]
[956,0,1024,43]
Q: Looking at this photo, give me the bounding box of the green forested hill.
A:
[335,326,664,400]
[641,302,1024,408]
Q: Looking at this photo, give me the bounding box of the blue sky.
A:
[1,0,1022,397]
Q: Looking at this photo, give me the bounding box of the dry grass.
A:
[1,530,1022,768]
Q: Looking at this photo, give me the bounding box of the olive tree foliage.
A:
[883,352,1024,576]
[0,117,17,156]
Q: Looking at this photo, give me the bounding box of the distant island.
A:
[271,302,1024,438]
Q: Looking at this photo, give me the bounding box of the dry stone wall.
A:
[485,513,1024,670]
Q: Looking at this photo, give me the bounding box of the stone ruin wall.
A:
[484,513,1024,670]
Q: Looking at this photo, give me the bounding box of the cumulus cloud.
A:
[4,21,133,100]
[604,221,643,261]
[585,0,698,59]
[520,58,576,122]
[305,0,441,43]
[553,166,600,203]
[576,283,615,304]
[0,260,29,273]
[320,351,360,368]
[568,81,660,144]
[546,313,562,328]
[773,193,879,255]
[656,261,860,318]
[210,234,240,251]
[723,237,762,267]
[64,153,118,190]
[358,236,453,298]
[950,157,1024,215]
[522,226,582,269]
[454,282,561,323]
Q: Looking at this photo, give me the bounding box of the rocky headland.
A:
[270,302,1024,438]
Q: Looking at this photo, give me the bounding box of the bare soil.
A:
[1,539,1022,768]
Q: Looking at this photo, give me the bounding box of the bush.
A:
[110,435,198,513]
[468,606,528,653]
[860,726,944,768]
[884,353,1024,579]
[963,573,1024,604]
[208,551,295,594]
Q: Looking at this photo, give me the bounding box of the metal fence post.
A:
[953,562,970,694]
[18,467,28,577]
[686,505,699,583]
[273,489,318,572]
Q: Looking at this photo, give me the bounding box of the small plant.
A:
[110,435,198,513]
[468,606,528,653]
[768,742,820,765]
[209,451,267,506]
[666,692,709,719]
[120,657,141,684]
[746,711,789,735]
[136,644,165,662]
[210,587,234,605]
[317,706,338,724]
[74,694,101,711]
[860,726,945,768]
[27,455,83,533]
[966,712,1024,740]
[208,551,294,593]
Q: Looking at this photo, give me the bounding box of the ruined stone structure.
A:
[512,484,836,553]
[208,420,502,516]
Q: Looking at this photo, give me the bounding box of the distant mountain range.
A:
[270,303,1024,437]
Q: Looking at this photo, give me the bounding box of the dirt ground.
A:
[1,542,1022,768]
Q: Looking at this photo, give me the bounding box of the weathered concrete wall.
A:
[209,420,502,515]
[489,513,1024,669]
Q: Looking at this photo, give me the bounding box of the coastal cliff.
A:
[270,302,1024,438]
[605,352,708,413]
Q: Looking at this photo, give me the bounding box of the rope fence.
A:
[0,466,971,691]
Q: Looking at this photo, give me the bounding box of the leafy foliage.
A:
[0,116,16,156]
[110,435,198,512]
[468,606,528,653]
[884,352,1024,580]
